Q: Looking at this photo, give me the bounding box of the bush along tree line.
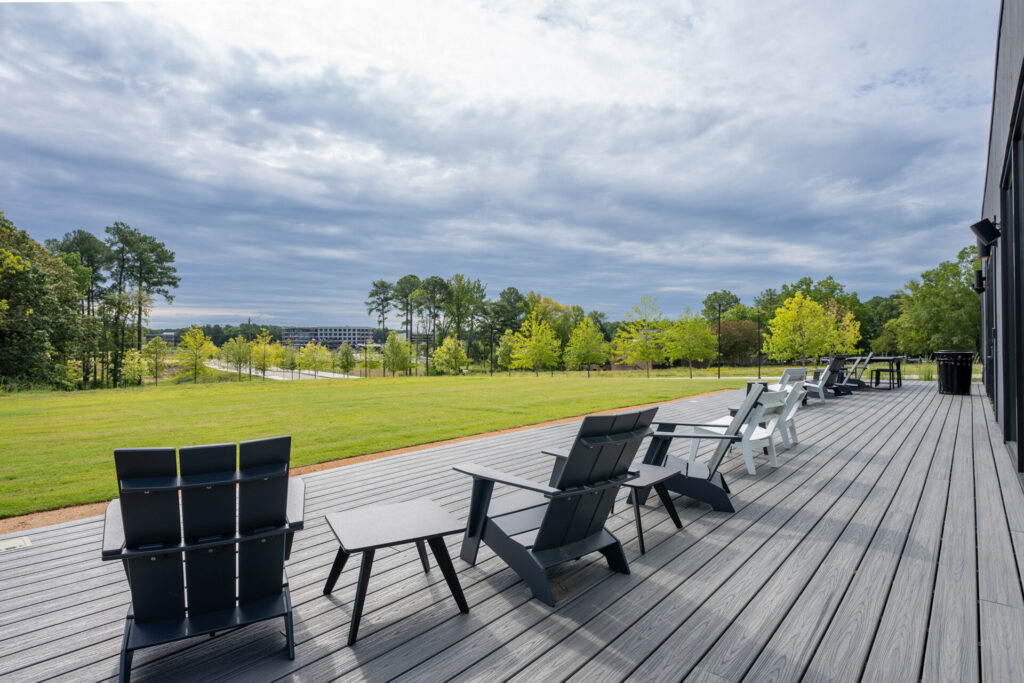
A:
[1,213,180,390]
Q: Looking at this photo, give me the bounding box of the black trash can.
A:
[935,350,974,395]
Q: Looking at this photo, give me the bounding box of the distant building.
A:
[145,332,177,346]
[282,326,375,349]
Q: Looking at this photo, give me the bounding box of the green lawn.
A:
[0,374,744,518]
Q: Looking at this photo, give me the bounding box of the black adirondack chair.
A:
[633,384,765,513]
[804,354,852,402]
[101,436,305,682]
[454,408,657,606]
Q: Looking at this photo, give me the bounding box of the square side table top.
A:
[325,498,465,552]
[622,463,683,489]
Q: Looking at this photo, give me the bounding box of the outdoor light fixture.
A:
[973,269,986,294]
[977,238,992,260]
[970,217,1001,246]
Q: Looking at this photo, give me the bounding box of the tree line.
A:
[1,213,179,390]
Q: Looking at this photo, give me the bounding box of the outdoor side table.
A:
[622,464,684,554]
[323,498,469,645]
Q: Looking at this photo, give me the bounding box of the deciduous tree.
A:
[701,290,740,322]
[433,336,468,375]
[512,312,561,376]
[142,336,169,385]
[612,296,666,378]
[178,325,215,384]
[298,341,331,378]
[222,335,253,380]
[564,318,608,377]
[334,343,357,375]
[763,292,833,363]
[664,309,717,377]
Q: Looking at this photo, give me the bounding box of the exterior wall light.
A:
[970,217,1000,248]
[973,269,986,294]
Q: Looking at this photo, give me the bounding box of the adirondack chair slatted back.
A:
[180,443,237,616]
[706,384,765,475]
[823,355,847,387]
[239,436,291,603]
[114,437,291,625]
[533,408,656,551]
[781,368,807,385]
[114,448,184,624]
[755,391,788,433]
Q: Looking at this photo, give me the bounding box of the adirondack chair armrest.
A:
[101,499,125,559]
[286,478,305,530]
[655,432,743,441]
[453,463,560,496]
[654,421,730,428]
[540,448,569,458]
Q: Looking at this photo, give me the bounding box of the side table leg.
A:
[631,490,646,554]
[323,548,350,595]
[428,537,469,614]
[348,549,375,646]
[415,540,430,573]
[654,483,683,529]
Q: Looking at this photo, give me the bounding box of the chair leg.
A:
[788,420,799,445]
[460,478,494,565]
[689,436,700,463]
[653,483,683,529]
[415,540,430,573]
[741,441,757,475]
[348,549,375,646]
[631,491,645,554]
[119,616,133,683]
[767,439,779,467]
[323,547,350,595]
[779,422,792,449]
[284,590,295,660]
[427,537,469,614]
[598,539,630,575]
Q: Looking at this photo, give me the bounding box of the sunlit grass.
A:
[0,374,744,518]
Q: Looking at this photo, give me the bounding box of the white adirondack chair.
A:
[689,390,789,475]
[767,368,807,393]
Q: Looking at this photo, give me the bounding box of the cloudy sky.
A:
[1,0,999,327]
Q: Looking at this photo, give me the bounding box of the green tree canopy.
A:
[365,279,393,337]
[334,343,357,375]
[612,296,666,377]
[564,318,609,377]
[178,325,215,384]
[298,341,331,378]
[142,336,169,385]
[433,336,468,375]
[763,292,834,363]
[495,329,516,375]
[701,290,741,322]
[663,309,718,377]
[512,312,561,376]
[221,335,253,379]
[888,246,980,354]
[381,331,413,376]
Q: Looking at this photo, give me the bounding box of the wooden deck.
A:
[2,382,1023,682]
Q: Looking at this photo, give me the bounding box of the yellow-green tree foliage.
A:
[433,335,468,375]
[382,331,413,376]
[564,318,608,377]
[142,336,169,385]
[298,341,331,378]
[512,312,561,375]
[663,308,718,377]
[825,300,861,354]
[178,325,215,384]
[334,343,357,375]
[121,348,145,386]
[252,329,280,379]
[611,296,666,377]
[764,292,835,362]
[221,334,253,379]
[495,329,516,375]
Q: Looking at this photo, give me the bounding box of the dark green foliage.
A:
[0,213,84,389]
[701,290,741,321]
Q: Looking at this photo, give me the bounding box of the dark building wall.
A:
[981,0,1024,471]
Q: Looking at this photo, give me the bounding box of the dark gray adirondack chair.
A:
[632,385,765,513]
[101,436,304,682]
[803,354,852,402]
[454,408,657,606]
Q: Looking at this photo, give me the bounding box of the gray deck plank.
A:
[921,398,980,683]
[680,390,948,683]
[1,384,1021,682]
[612,385,930,680]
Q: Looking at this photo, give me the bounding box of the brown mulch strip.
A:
[0,388,729,535]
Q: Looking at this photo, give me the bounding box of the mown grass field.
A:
[0,374,744,518]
